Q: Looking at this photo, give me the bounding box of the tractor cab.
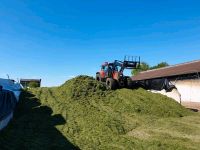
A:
[99,62,113,79]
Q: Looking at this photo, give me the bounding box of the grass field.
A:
[0,76,200,150]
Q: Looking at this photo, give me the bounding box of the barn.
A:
[132,60,200,110]
[20,79,41,88]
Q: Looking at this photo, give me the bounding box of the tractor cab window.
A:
[101,65,108,71]
[104,66,108,71]
[114,66,120,72]
[101,66,105,70]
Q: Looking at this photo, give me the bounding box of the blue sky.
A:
[0,0,200,86]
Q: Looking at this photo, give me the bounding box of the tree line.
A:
[132,62,169,76]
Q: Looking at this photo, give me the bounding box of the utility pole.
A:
[6,74,10,79]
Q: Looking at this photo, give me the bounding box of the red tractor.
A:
[96,56,140,90]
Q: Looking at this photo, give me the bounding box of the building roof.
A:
[132,60,200,81]
[20,79,41,82]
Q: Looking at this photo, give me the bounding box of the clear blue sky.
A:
[0,0,200,86]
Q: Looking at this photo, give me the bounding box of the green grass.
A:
[1,75,200,150]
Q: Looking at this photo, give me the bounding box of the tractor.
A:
[96,56,140,90]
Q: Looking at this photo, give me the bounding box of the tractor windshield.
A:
[114,66,121,72]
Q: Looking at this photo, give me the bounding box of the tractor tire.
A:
[106,78,117,90]
[96,73,101,81]
[126,77,133,89]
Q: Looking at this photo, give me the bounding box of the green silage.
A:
[1,76,200,150]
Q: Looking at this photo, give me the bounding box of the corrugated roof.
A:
[132,60,200,81]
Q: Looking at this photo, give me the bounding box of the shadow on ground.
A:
[0,91,79,150]
[187,108,199,112]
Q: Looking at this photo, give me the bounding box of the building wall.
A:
[152,79,200,103]
[172,79,200,103]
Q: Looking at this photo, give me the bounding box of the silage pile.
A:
[1,75,199,150]
[59,75,107,99]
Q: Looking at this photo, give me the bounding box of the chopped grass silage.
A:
[1,75,200,150]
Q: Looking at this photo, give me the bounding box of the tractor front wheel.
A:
[106,78,117,90]
[96,73,101,81]
[126,77,133,89]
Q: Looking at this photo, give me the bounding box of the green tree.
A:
[28,81,39,88]
[131,61,169,76]
[150,62,169,70]
[131,62,150,76]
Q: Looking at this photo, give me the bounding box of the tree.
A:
[131,62,150,76]
[150,62,169,70]
[28,81,39,88]
[131,61,169,76]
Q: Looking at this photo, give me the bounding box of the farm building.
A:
[132,60,200,110]
[20,79,41,88]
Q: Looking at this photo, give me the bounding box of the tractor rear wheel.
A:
[106,78,117,90]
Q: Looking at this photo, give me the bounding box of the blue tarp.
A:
[0,90,17,122]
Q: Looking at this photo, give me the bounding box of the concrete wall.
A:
[172,79,200,103]
[151,79,200,103]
